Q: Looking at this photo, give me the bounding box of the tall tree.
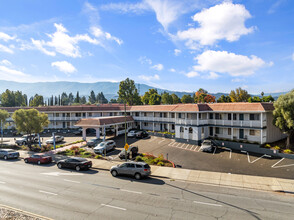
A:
[229,87,250,102]
[50,95,54,106]
[80,96,87,104]
[0,109,9,129]
[68,92,74,104]
[89,90,96,104]
[74,91,80,103]
[118,78,141,105]
[248,96,261,103]
[61,92,68,105]
[109,98,118,103]
[171,93,181,104]
[1,89,15,107]
[54,96,58,105]
[96,92,108,104]
[149,93,161,105]
[261,91,264,97]
[217,95,231,103]
[273,90,294,149]
[262,95,274,102]
[142,89,159,105]
[29,94,44,107]
[181,94,194,103]
[161,92,173,104]
[14,91,26,106]
[12,109,49,149]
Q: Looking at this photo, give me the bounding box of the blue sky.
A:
[0,0,293,94]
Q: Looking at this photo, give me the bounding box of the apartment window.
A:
[160,113,162,118]
[249,130,255,136]
[56,113,59,117]
[62,113,65,117]
[228,128,232,135]
[250,114,260,121]
[67,122,70,127]
[201,127,204,134]
[189,127,193,134]
[239,114,244,121]
[172,124,175,130]
[215,113,222,120]
[178,113,182,118]
[199,113,201,119]
[233,113,237,120]
[66,113,70,117]
[135,112,139,116]
[171,113,175,118]
[110,112,113,116]
[144,122,148,126]
[228,114,232,120]
[82,113,86,117]
[76,113,81,117]
[209,113,213,119]
[180,127,184,132]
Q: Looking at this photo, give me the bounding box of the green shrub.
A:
[95,155,102,159]
[283,149,292,154]
[157,162,164,166]
[135,156,143,162]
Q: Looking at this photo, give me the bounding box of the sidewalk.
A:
[89,159,294,194]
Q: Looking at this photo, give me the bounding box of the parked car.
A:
[73,128,83,135]
[15,134,38,146]
[94,140,116,154]
[119,146,139,160]
[45,135,64,144]
[24,154,52,164]
[110,162,151,180]
[136,131,149,139]
[57,157,92,171]
[0,149,19,160]
[200,140,215,153]
[127,130,139,138]
[87,138,102,147]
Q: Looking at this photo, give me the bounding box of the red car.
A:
[24,154,52,164]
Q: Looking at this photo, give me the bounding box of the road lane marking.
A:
[0,181,5,184]
[39,190,58,196]
[40,172,84,176]
[101,204,126,211]
[120,189,142,194]
[158,139,165,144]
[193,201,222,207]
[64,179,80,184]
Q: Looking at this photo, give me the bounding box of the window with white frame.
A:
[189,127,193,133]
[180,127,184,132]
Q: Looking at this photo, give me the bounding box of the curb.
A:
[0,204,53,220]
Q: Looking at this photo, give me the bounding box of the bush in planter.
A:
[157,161,164,166]
[135,156,143,162]
[273,146,280,150]
[264,144,271,148]
[283,149,292,154]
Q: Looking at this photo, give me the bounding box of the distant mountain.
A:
[0,80,288,101]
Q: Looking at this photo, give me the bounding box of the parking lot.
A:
[104,135,294,180]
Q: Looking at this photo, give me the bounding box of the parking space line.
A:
[168,140,174,146]
[271,158,294,168]
[175,143,182,148]
[0,181,5,184]
[213,146,217,155]
[198,146,202,152]
[158,139,165,144]
[120,189,142,194]
[247,153,270,164]
[224,148,232,159]
[185,144,189,149]
[271,158,284,168]
[180,144,186,149]
[39,190,58,196]
[148,137,157,142]
[194,146,199,151]
[64,179,80,184]
[193,201,222,207]
[189,146,194,150]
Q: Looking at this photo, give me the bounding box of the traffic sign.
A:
[124,143,129,151]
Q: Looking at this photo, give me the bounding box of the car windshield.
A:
[99,143,106,147]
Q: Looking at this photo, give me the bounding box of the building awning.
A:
[74,116,134,128]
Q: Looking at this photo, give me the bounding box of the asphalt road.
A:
[109,136,294,180]
[1,159,294,220]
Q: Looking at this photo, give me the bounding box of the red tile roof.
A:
[75,116,134,127]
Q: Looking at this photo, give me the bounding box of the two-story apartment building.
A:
[0,103,285,145]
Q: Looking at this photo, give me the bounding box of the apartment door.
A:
[239,129,244,139]
[209,127,213,136]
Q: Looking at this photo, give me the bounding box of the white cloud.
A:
[169,68,176,72]
[31,23,100,58]
[174,49,181,56]
[205,72,219,79]
[186,71,199,78]
[192,50,266,77]
[138,56,152,65]
[0,32,16,41]
[100,2,149,14]
[268,0,285,14]
[0,44,14,54]
[51,61,77,74]
[151,63,164,71]
[292,53,294,61]
[0,59,12,66]
[139,74,160,81]
[177,2,254,48]
[231,78,245,83]
[0,65,27,77]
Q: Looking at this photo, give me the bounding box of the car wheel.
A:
[37,160,41,165]
[57,163,62,169]
[75,166,81,171]
[4,156,8,160]
[134,173,141,180]
[111,170,118,177]
[24,159,28,163]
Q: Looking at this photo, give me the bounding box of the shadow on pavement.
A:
[24,162,56,167]
[114,175,165,185]
[166,183,262,220]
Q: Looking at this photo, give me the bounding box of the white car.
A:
[94,140,116,154]
[200,140,214,152]
[127,130,139,138]
[45,135,64,144]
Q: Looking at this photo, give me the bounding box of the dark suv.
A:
[136,131,149,139]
